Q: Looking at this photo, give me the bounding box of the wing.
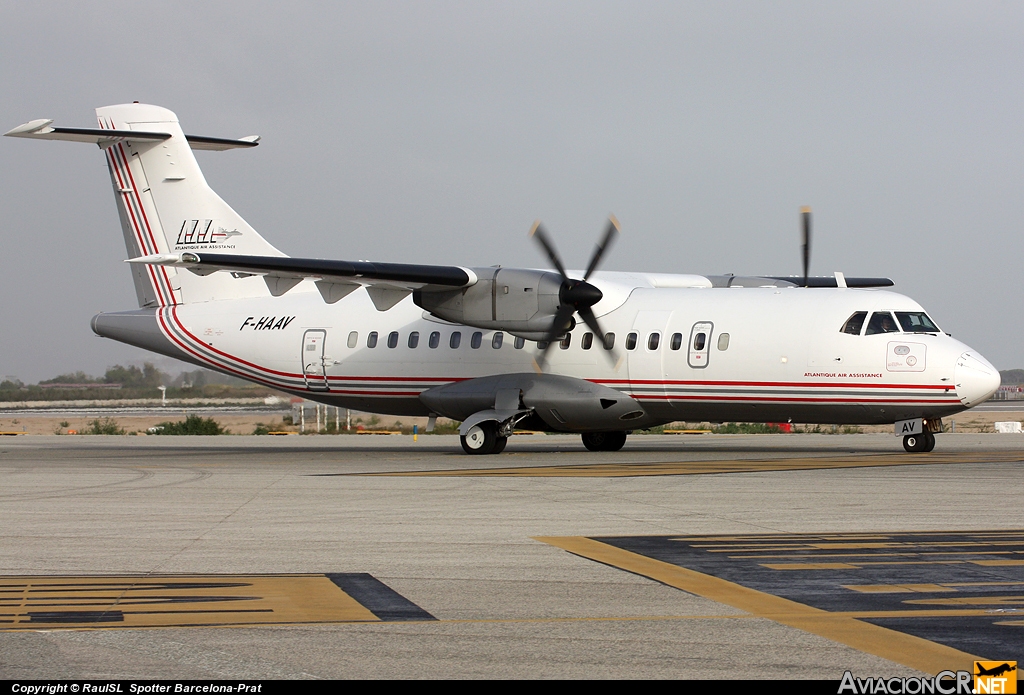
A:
[129,252,478,310]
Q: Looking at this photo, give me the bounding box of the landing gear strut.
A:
[581,431,628,452]
[461,422,508,455]
[903,431,935,453]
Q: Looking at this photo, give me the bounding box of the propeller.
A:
[801,206,811,287]
[529,216,621,370]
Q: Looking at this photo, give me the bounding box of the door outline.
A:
[301,329,330,391]
[688,322,713,369]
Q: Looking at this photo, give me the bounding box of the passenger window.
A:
[670,333,682,350]
[648,333,660,350]
[514,336,525,349]
[625,332,638,350]
[471,331,483,349]
[560,333,571,349]
[537,341,550,350]
[347,331,358,348]
[387,331,399,348]
[581,332,593,350]
[895,312,940,333]
[865,312,900,335]
[367,331,378,348]
[693,333,706,351]
[717,333,730,351]
[603,333,615,350]
[492,332,503,349]
[450,332,462,349]
[408,331,419,348]
[841,312,868,335]
[429,331,440,349]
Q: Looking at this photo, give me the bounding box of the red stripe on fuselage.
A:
[630,393,961,404]
[157,308,290,389]
[594,378,949,390]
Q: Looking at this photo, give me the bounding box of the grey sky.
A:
[2,2,1022,382]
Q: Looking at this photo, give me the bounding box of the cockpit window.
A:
[865,311,900,335]
[895,312,939,333]
[840,312,867,335]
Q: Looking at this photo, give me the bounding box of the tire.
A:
[923,431,936,452]
[581,431,628,452]
[903,434,927,453]
[461,422,499,455]
[602,431,627,452]
[581,432,604,451]
[492,436,508,454]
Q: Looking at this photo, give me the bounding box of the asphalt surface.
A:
[1,433,1022,679]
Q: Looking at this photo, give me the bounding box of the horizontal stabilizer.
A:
[5,120,259,150]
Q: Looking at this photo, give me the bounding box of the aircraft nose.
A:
[954,351,1000,407]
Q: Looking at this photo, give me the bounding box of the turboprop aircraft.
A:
[6,103,1001,454]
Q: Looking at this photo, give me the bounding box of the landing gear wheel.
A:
[581,431,628,452]
[461,422,503,455]
[922,431,936,452]
[903,433,930,453]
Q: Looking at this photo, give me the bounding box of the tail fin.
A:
[95,103,285,306]
[6,103,284,306]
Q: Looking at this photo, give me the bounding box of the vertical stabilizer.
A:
[95,103,284,306]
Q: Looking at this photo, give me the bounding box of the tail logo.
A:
[175,219,243,249]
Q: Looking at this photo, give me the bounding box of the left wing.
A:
[129,252,478,310]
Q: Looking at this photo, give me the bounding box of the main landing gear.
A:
[461,422,508,455]
[581,431,628,452]
[903,431,936,453]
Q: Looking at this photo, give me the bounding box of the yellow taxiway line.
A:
[535,536,984,674]
[371,450,1024,478]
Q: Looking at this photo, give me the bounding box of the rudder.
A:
[95,103,285,306]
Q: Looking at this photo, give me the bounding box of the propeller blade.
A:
[578,306,619,365]
[583,215,620,280]
[801,206,811,287]
[529,221,569,281]
[535,305,576,371]
[529,216,623,370]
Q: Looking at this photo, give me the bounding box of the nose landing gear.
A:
[903,431,936,453]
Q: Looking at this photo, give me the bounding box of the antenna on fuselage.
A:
[801,206,812,287]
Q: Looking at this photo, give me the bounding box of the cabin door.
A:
[301,329,330,391]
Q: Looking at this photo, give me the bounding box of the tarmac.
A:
[1,433,1022,679]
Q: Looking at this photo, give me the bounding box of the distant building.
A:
[993,385,1024,400]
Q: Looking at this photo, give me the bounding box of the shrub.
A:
[150,415,224,435]
[713,422,783,434]
[86,418,126,435]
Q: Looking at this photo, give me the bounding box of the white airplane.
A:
[6,103,1001,454]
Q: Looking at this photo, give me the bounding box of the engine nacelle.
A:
[414,268,566,340]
